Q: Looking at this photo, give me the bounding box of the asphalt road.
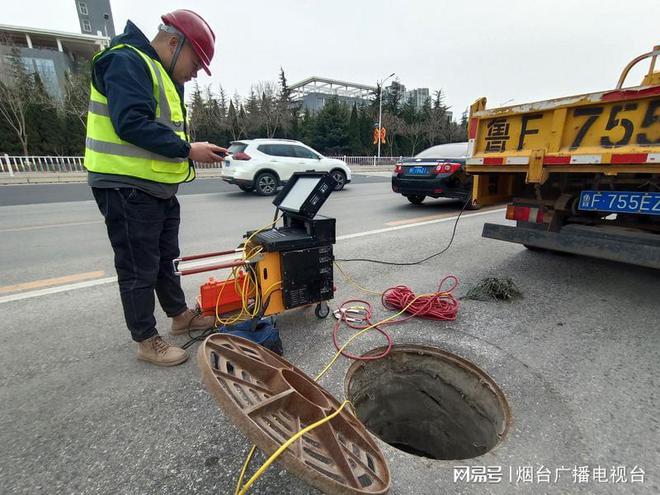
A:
[0,175,389,206]
[1,178,658,494]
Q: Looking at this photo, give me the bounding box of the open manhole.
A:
[345,345,510,460]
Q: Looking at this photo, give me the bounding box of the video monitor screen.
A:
[278,176,322,212]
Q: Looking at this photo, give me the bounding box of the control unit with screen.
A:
[272,172,337,219]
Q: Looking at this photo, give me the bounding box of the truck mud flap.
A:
[483,223,660,269]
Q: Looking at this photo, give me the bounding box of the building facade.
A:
[289,77,376,113]
[74,0,116,37]
[0,24,108,98]
[404,87,430,110]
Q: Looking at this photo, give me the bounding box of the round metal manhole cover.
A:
[197,334,391,494]
[345,345,511,460]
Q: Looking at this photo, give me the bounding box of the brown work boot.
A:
[170,308,216,336]
[137,335,188,366]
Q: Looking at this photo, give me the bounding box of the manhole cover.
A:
[345,345,510,460]
[198,334,391,494]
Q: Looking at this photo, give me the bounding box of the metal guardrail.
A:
[0,154,224,175]
[1,155,85,174]
[327,155,411,166]
[0,154,407,175]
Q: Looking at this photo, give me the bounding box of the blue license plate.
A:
[578,190,660,215]
[409,166,427,175]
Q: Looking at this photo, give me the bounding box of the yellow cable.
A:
[232,218,428,493]
[314,293,426,381]
[236,401,352,495]
[235,445,257,495]
[235,294,428,494]
[243,214,283,253]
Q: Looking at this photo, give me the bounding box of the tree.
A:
[226,100,242,141]
[358,105,374,155]
[25,72,63,155]
[60,63,90,130]
[425,89,451,146]
[57,68,90,155]
[0,48,33,155]
[188,82,206,141]
[381,111,404,156]
[276,67,294,138]
[313,96,350,154]
[255,81,280,138]
[383,80,404,115]
[300,108,315,145]
[347,103,361,153]
[399,96,426,155]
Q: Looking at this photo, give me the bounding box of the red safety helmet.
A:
[161,9,215,75]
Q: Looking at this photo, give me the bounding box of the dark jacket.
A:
[87,21,191,197]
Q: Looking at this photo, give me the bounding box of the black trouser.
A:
[93,187,187,342]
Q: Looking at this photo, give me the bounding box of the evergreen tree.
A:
[25,73,62,156]
[358,105,374,155]
[188,82,206,141]
[244,89,261,137]
[347,103,361,153]
[383,80,404,116]
[313,96,350,154]
[227,100,241,140]
[300,108,315,145]
[277,68,294,138]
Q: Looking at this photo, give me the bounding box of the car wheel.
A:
[254,172,278,196]
[406,195,425,205]
[330,169,347,191]
[238,185,254,192]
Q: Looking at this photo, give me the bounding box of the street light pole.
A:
[377,72,395,163]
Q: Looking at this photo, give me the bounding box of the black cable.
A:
[181,327,216,350]
[335,196,471,266]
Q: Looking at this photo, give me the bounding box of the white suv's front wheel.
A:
[254,172,278,196]
[330,169,347,191]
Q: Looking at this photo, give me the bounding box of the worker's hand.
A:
[189,142,228,163]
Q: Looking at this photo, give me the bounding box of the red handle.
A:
[176,249,242,262]
[176,259,248,276]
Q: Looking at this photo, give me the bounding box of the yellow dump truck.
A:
[466,46,660,269]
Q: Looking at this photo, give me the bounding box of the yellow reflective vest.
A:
[84,44,194,184]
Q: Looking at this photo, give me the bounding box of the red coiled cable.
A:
[332,276,460,361]
[381,275,460,321]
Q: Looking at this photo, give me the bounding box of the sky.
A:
[3,0,659,120]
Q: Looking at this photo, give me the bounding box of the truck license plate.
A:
[578,191,660,216]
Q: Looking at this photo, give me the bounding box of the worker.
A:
[84,10,225,367]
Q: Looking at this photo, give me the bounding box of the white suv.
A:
[220,139,352,195]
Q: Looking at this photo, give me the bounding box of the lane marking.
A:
[386,212,458,226]
[337,208,506,241]
[0,208,506,304]
[385,206,504,226]
[0,270,106,294]
[0,220,102,233]
[0,276,118,303]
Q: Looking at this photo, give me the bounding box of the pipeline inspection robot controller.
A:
[175,172,339,320]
